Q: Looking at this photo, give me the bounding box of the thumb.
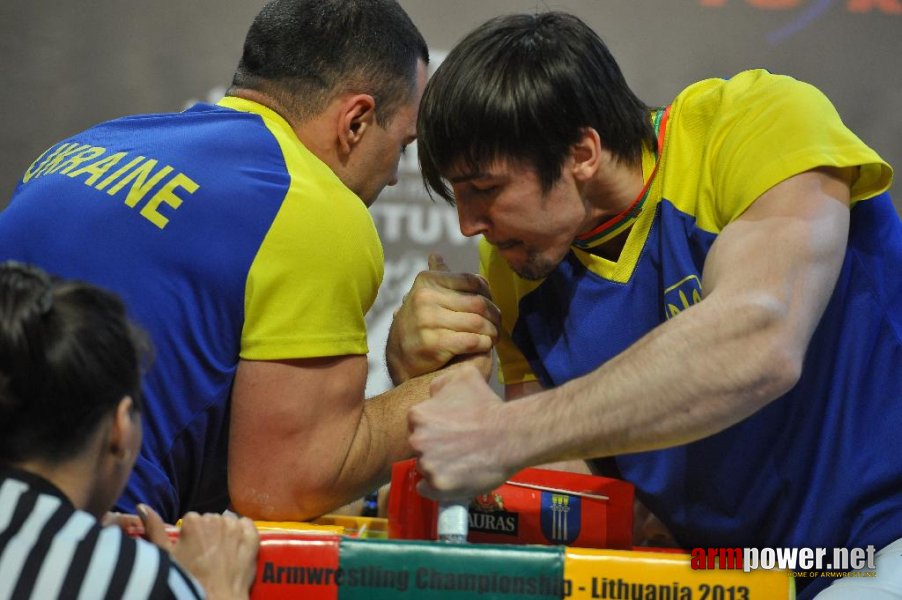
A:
[428,252,450,272]
[137,504,173,551]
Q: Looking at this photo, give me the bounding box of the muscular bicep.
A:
[228,355,368,520]
[701,167,853,359]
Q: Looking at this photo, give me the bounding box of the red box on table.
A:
[387,458,634,549]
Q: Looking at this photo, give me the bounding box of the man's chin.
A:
[510,258,556,281]
[496,243,561,280]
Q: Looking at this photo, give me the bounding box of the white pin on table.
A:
[437,500,469,543]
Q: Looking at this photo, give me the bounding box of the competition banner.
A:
[563,547,795,600]
[241,526,794,599]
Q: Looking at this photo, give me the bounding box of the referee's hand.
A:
[139,504,260,599]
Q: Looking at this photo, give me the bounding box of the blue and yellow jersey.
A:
[0,98,383,521]
[483,70,899,581]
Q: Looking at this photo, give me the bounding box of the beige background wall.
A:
[2,0,899,392]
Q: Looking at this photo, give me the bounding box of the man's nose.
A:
[457,203,489,238]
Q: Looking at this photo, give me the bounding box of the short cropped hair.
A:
[418,12,655,203]
[0,262,150,463]
[230,0,428,125]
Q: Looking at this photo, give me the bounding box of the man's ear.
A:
[570,127,602,182]
[337,94,377,154]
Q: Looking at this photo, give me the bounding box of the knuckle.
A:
[462,335,480,353]
[407,288,423,307]
[474,335,492,352]
[417,458,435,479]
[460,332,487,353]
[420,344,445,363]
[463,295,487,316]
[415,271,440,288]
[409,289,434,311]
[467,313,490,334]
[419,328,438,345]
[431,473,454,492]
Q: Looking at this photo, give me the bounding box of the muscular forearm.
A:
[331,352,495,509]
[503,292,800,470]
[331,371,442,503]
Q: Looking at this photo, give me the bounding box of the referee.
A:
[0,262,258,599]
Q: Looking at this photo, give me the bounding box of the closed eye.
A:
[471,182,499,195]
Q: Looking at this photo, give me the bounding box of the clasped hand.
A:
[408,365,518,500]
[387,253,500,384]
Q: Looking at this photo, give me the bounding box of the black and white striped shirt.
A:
[0,468,204,599]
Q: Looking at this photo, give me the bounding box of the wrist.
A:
[499,389,563,473]
[493,399,534,477]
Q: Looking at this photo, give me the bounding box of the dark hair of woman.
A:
[0,261,150,464]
